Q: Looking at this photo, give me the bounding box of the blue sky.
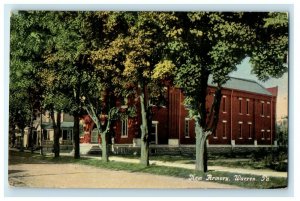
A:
[229,58,288,120]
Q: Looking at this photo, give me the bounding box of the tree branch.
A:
[83,102,102,133]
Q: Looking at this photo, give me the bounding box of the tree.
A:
[249,12,288,80]
[8,86,32,151]
[276,116,288,147]
[10,11,47,152]
[10,11,94,158]
[41,11,98,159]
[122,12,175,166]
[162,12,288,172]
[85,12,138,162]
[40,79,74,158]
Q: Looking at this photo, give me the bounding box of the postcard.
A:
[8,9,288,191]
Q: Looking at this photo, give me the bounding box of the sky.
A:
[229,57,288,121]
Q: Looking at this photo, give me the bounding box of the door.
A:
[150,121,158,144]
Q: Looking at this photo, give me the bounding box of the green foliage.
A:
[249,12,288,81]
[10,11,46,128]
[121,12,175,98]
[152,60,175,80]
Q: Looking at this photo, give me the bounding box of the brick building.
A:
[108,77,278,152]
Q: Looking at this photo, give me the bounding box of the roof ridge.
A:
[228,76,270,90]
[228,76,260,84]
[210,75,263,86]
[209,76,273,96]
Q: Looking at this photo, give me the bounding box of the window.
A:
[261,129,265,140]
[238,98,243,114]
[267,102,270,117]
[238,122,243,139]
[248,122,252,139]
[68,130,73,140]
[184,118,190,138]
[267,129,271,140]
[222,120,227,138]
[62,130,73,140]
[121,118,128,138]
[43,129,49,140]
[246,99,250,115]
[222,96,226,113]
[62,130,68,140]
[261,101,265,116]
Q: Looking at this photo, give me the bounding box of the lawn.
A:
[9,150,287,189]
[147,154,287,171]
[145,155,258,169]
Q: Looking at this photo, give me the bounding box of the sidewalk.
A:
[110,156,288,178]
[61,152,288,178]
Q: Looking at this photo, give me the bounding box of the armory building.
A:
[82,77,278,155]
[19,76,278,155]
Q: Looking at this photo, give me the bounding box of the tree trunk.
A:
[101,132,109,162]
[72,78,81,159]
[53,111,61,158]
[195,122,208,172]
[84,103,111,162]
[29,127,34,153]
[204,141,208,172]
[140,124,149,166]
[29,112,34,153]
[20,127,24,152]
[40,110,43,155]
[10,124,16,148]
[140,92,149,166]
[73,113,80,159]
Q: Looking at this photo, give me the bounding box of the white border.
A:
[1,1,297,199]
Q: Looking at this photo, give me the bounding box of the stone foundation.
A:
[40,142,279,157]
[111,144,279,157]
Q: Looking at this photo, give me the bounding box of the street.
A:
[8,152,238,189]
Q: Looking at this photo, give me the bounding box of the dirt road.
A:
[8,159,238,189]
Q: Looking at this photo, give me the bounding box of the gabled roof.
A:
[208,76,273,96]
[267,86,278,96]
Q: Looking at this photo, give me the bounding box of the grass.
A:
[207,159,266,169]
[149,155,194,163]
[147,154,267,170]
[9,150,287,189]
[146,155,283,171]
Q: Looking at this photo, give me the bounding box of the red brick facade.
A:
[83,78,278,147]
[112,78,277,147]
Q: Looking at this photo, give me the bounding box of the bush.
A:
[250,147,288,172]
